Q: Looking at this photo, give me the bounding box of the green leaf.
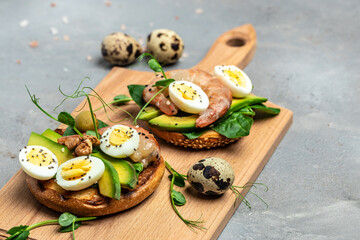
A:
[63,126,77,136]
[182,128,209,139]
[171,190,186,206]
[59,221,81,233]
[6,225,28,235]
[148,59,162,73]
[128,85,146,107]
[58,212,77,227]
[168,173,185,187]
[132,162,144,178]
[98,119,109,128]
[58,112,75,127]
[239,106,255,116]
[153,79,174,87]
[12,230,29,240]
[113,95,132,105]
[250,104,280,115]
[211,111,254,138]
[86,130,97,137]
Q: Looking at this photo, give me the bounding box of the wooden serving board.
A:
[0,24,292,240]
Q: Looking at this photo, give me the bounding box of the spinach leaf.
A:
[59,222,82,233]
[182,128,209,139]
[239,106,255,116]
[58,212,77,227]
[168,173,186,187]
[63,126,77,136]
[211,111,253,138]
[98,119,109,128]
[132,162,144,178]
[250,104,280,115]
[171,190,186,206]
[58,112,75,127]
[113,95,132,105]
[153,79,175,87]
[128,85,146,107]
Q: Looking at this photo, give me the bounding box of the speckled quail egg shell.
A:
[187,157,235,195]
[146,29,184,64]
[101,32,142,66]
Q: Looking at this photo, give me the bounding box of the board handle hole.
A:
[226,38,246,47]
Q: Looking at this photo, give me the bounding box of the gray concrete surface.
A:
[0,0,359,239]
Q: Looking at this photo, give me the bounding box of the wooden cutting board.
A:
[0,24,293,240]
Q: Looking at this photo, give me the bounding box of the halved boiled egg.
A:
[214,65,253,98]
[56,156,105,191]
[19,145,58,180]
[100,125,140,158]
[168,80,209,114]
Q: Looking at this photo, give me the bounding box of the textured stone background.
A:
[0,0,359,239]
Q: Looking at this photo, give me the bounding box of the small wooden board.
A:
[0,25,293,240]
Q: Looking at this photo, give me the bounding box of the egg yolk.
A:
[173,83,200,100]
[26,147,53,167]
[223,69,246,87]
[61,158,92,181]
[109,127,133,146]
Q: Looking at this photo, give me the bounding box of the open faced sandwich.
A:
[20,85,165,217]
[128,59,280,149]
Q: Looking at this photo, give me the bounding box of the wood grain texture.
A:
[0,24,293,240]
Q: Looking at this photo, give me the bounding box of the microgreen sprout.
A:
[6,212,96,240]
[165,161,206,231]
[26,85,83,137]
[130,53,175,126]
[230,182,268,209]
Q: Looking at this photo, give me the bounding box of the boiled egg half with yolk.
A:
[100,125,140,158]
[56,156,105,191]
[19,145,58,180]
[168,80,209,114]
[214,65,253,98]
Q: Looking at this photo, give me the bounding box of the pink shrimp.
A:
[143,69,232,128]
[142,75,179,116]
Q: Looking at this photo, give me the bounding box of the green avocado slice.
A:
[27,132,73,165]
[147,95,267,132]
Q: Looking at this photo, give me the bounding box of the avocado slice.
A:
[27,132,73,165]
[148,115,198,132]
[139,106,162,121]
[94,151,137,189]
[41,128,62,142]
[147,95,267,132]
[96,156,121,200]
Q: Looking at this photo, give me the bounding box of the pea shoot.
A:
[5,212,96,240]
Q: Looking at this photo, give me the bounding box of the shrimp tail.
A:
[142,85,178,115]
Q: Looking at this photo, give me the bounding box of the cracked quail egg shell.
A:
[187,157,235,195]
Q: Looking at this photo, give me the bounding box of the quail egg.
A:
[19,145,58,180]
[168,80,209,114]
[101,32,142,66]
[56,155,105,191]
[146,29,184,64]
[187,157,235,195]
[100,124,140,158]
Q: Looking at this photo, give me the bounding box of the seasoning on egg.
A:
[146,29,184,64]
[101,32,142,66]
[168,80,209,114]
[187,157,235,195]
